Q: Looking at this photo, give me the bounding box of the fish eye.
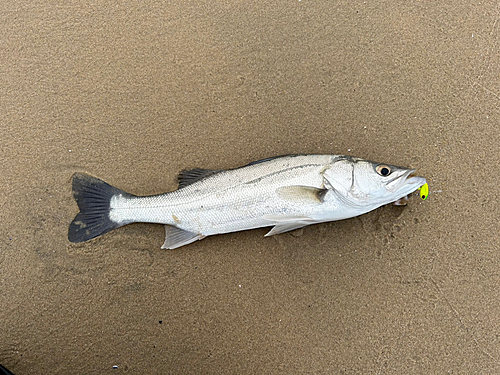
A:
[376,165,391,176]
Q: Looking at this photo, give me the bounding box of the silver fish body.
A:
[68,154,426,249]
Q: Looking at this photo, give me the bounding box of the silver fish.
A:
[68,154,426,249]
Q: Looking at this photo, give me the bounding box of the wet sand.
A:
[1,1,500,374]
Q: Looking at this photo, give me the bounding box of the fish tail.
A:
[68,173,134,243]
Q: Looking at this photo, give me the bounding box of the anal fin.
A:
[161,225,205,249]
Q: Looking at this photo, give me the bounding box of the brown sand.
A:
[1,1,500,374]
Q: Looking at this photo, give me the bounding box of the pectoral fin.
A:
[276,186,327,204]
[161,225,205,249]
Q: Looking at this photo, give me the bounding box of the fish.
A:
[68,154,426,249]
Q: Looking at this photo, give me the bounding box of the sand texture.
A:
[1,1,500,374]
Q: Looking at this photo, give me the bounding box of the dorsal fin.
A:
[244,154,301,167]
[177,168,225,188]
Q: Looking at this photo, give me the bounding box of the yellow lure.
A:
[418,183,429,200]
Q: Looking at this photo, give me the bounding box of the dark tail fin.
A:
[68,173,134,243]
[0,364,15,375]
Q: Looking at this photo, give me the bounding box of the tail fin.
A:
[68,173,134,243]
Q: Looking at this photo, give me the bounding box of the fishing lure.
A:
[418,183,429,200]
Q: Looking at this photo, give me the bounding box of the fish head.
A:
[323,157,426,209]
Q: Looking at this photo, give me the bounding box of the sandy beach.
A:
[1,1,500,373]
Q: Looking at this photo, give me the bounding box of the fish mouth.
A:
[387,169,426,198]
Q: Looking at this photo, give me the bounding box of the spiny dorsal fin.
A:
[276,186,327,204]
[244,154,301,167]
[177,168,225,188]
